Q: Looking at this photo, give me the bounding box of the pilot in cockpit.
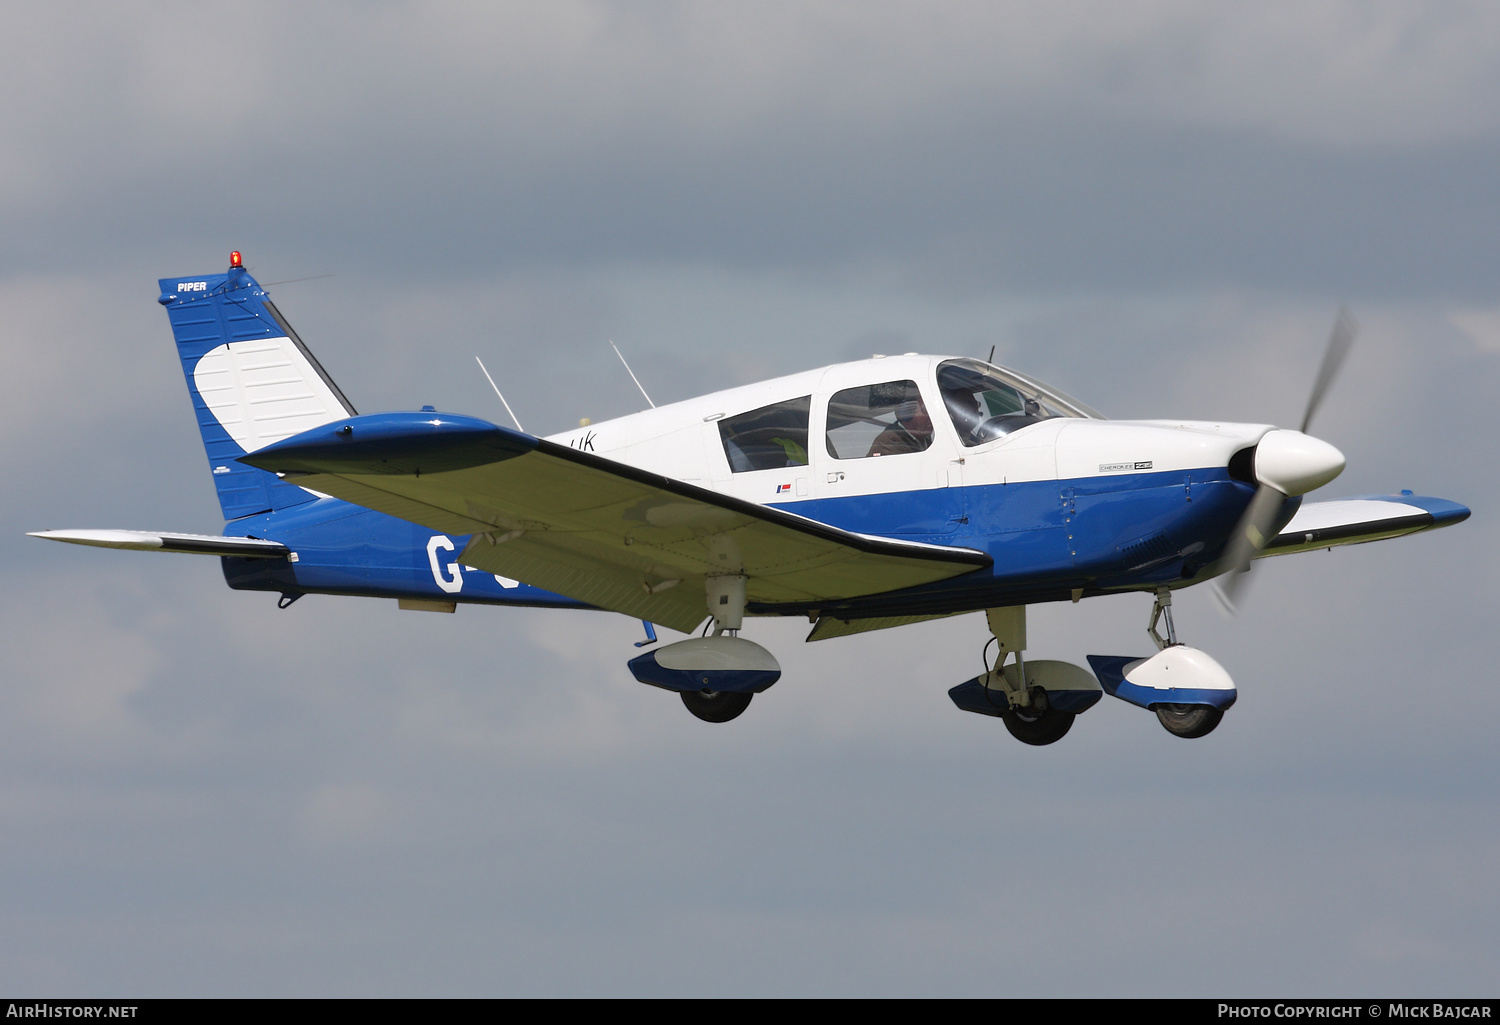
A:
[870,398,935,456]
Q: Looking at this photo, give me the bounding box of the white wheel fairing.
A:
[653,636,780,672]
[628,636,783,694]
[1122,646,1235,694]
[1088,648,1238,712]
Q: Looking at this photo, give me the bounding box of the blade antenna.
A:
[475,356,524,433]
[610,341,656,409]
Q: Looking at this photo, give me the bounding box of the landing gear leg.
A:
[1147,586,1178,650]
[678,572,755,723]
[983,606,1075,746]
[1144,587,1224,739]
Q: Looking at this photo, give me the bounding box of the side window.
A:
[825,380,933,459]
[718,395,811,472]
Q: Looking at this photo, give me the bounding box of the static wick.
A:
[475,356,524,433]
[610,340,655,409]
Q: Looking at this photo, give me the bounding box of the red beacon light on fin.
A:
[229,251,242,269]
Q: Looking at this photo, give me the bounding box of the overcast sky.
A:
[1,1,1496,996]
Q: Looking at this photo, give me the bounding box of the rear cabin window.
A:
[825,380,934,459]
[718,396,811,472]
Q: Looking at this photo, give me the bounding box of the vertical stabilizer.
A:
[158,254,356,520]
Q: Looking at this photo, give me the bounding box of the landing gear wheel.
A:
[681,689,753,723]
[1000,690,1075,746]
[1154,703,1223,739]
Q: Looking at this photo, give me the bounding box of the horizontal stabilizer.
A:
[28,529,290,559]
[1258,494,1469,558]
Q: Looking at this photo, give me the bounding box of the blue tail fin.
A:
[158,255,357,521]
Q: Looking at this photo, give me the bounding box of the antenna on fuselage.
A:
[987,345,996,364]
[475,356,525,433]
[262,274,336,287]
[610,340,656,409]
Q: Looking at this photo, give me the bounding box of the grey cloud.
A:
[5,4,1500,299]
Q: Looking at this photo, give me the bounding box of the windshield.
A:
[936,358,1102,447]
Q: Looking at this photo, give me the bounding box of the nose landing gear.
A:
[1154,702,1224,739]
[1086,588,1238,739]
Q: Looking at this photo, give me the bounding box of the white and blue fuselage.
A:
[47,262,1462,628]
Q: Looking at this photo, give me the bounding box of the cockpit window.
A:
[937,358,1100,447]
[718,395,811,472]
[825,380,933,459]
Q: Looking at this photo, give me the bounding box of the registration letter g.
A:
[426,534,463,593]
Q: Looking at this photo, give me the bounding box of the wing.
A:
[242,412,991,633]
[1258,494,1470,558]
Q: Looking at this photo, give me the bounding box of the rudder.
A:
[157,253,356,520]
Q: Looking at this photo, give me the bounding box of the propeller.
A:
[1214,308,1357,612]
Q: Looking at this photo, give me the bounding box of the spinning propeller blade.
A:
[1301,306,1357,435]
[1215,483,1286,611]
[1216,308,1358,613]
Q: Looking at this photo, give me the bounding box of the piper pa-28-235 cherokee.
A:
[31,254,1470,744]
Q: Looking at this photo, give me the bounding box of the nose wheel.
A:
[1154,702,1223,739]
[681,689,753,723]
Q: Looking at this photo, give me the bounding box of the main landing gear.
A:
[947,606,1104,746]
[680,689,754,723]
[998,687,1074,746]
[626,574,781,724]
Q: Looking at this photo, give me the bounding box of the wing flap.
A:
[806,610,968,642]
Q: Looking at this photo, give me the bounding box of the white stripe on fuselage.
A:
[546,355,1273,505]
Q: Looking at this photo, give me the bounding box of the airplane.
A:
[29,253,1471,744]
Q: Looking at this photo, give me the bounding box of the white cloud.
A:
[1447,307,1500,353]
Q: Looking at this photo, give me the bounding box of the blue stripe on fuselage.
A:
[220,496,592,610]
[224,468,1263,617]
[766,467,1268,614]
